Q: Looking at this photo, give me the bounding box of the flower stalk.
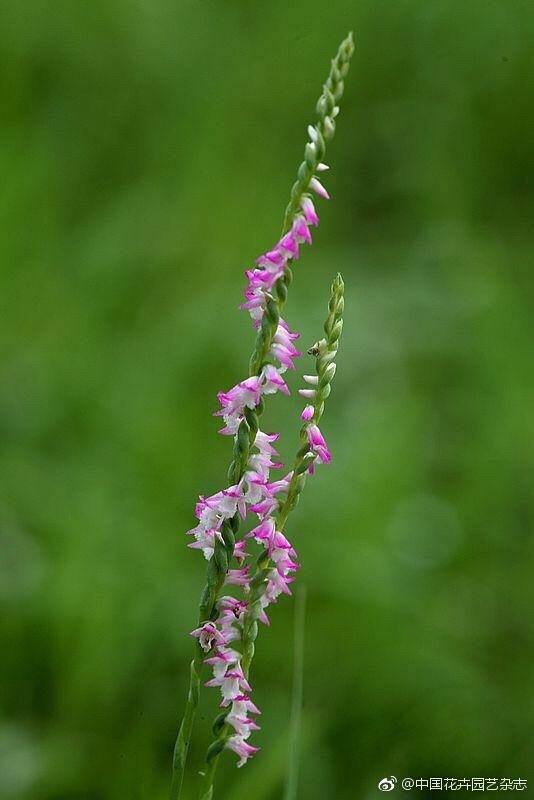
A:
[170,31,353,800]
[198,274,344,798]
[277,272,344,530]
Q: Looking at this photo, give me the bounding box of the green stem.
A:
[198,755,221,800]
[284,585,307,800]
[170,652,203,800]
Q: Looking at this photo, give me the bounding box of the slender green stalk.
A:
[170,654,202,800]
[284,586,307,800]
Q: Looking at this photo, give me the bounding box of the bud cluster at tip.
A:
[308,271,344,424]
[282,31,355,232]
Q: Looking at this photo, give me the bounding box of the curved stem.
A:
[198,751,222,800]
[170,653,203,800]
[284,585,306,800]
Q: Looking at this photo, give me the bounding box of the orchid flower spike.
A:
[171,33,354,800]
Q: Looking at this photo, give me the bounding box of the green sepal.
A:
[296,452,315,475]
[206,739,226,762]
[236,418,250,461]
[206,559,220,589]
[305,142,317,170]
[221,524,235,552]
[275,278,288,304]
[297,161,312,186]
[213,543,228,575]
[230,515,240,534]
[212,713,228,737]
[244,406,258,437]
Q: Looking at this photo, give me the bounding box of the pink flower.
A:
[246,517,276,548]
[204,648,239,678]
[261,365,290,395]
[271,531,297,562]
[233,693,261,715]
[301,196,319,226]
[226,566,251,587]
[239,289,265,321]
[225,735,260,768]
[255,248,286,268]
[307,423,332,464]
[292,215,312,245]
[248,451,283,478]
[216,376,262,417]
[279,230,300,259]
[187,528,222,560]
[309,176,330,199]
[206,662,252,705]
[265,472,293,495]
[301,404,314,420]
[233,539,249,565]
[217,595,248,620]
[254,431,280,455]
[226,697,261,737]
[248,495,278,517]
[190,622,226,653]
[270,322,301,370]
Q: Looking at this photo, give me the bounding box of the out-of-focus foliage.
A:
[1,1,533,798]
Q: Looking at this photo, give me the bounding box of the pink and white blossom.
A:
[301,404,314,420]
[190,622,227,653]
[225,735,260,768]
[307,423,332,465]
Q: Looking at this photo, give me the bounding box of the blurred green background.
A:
[1,1,533,798]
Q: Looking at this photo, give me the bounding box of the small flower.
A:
[301,404,314,420]
[246,517,276,548]
[216,376,263,417]
[307,423,331,464]
[309,176,330,200]
[226,697,261,737]
[190,622,226,653]
[300,196,319,226]
[248,495,278,517]
[226,566,252,587]
[265,472,293,495]
[248,451,283,478]
[279,230,300,259]
[254,430,280,455]
[291,215,312,245]
[204,648,239,679]
[217,595,248,620]
[233,693,261,715]
[255,247,286,268]
[187,528,222,561]
[261,365,290,395]
[206,662,252,706]
[225,735,260,768]
[270,321,301,370]
[233,539,249,565]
